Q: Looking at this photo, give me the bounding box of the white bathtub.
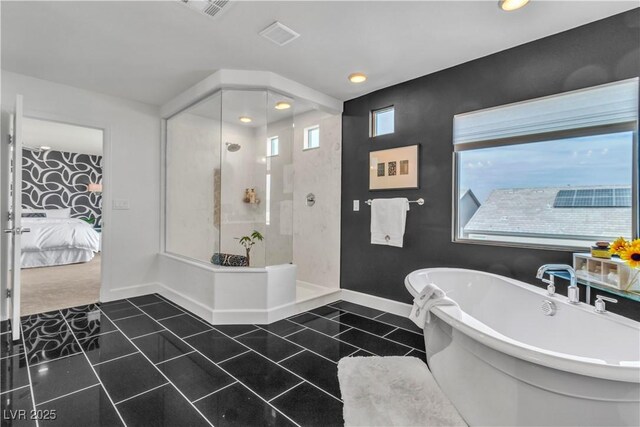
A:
[405,268,640,427]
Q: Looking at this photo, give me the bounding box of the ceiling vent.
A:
[180,0,232,19]
[259,22,300,46]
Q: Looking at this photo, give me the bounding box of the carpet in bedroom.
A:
[21,254,101,316]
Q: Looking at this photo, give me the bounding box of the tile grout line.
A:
[382,327,399,337]
[215,349,251,365]
[267,380,305,403]
[61,313,129,427]
[107,313,145,322]
[154,351,196,366]
[191,380,238,404]
[326,304,422,335]
[129,329,168,340]
[75,328,118,342]
[27,350,84,367]
[276,349,305,364]
[100,305,215,427]
[223,327,260,339]
[92,351,140,367]
[36,383,101,407]
[113,382,170,405]
[131,300,164,308]
[181,328,213,340]
[125,304,302,427]
[255,325,341,365]
[0,384,30,396]
[332,326,352,337]
[372,312,386,319]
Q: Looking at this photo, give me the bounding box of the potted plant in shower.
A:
[236,230,264,267]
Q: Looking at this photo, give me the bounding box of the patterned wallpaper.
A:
[22,149,103,226]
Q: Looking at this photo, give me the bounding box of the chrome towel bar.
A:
[365,198,424,206]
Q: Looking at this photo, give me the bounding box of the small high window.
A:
[372,106,394,137]
[304,125,320,150]
[267,136,279,157]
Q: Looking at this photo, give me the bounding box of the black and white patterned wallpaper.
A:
[22,149,103,226]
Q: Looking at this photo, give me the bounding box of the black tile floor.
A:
[1,295,425,426]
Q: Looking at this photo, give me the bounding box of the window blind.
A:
[453,78,638,149]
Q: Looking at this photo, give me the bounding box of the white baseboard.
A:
[101,282,161,303]
[340,289,412,317]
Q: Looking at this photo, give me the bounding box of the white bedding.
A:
[21,218,100,268]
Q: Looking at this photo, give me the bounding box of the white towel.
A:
[409,283,458,328]
[370,198,410,248]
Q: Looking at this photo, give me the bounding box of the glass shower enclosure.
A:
[165,89,295,268]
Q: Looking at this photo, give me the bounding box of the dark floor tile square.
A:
[21,311,66,339]
[1,334,24,359]
[100,302,142,321]
[385,328,425,351]
[1,353,30,393]
[159,314,212,338]
[139,302,183,321]
[157,352,234,402]
[236,330,302,362]
[67,310,117,340]
[330,301,384,319]
[95,353,167,403]
[1,387,35,427]
[308,305,346,319]
[213,324,258,338]
[117,384,209,427]
[30,353,98,404]
[114,315,164,339]
[195,382,295,427]
[24,330,82,365]
[334,312,395,336]
[185,330,247,363]
[337,328,411,357]
[258,319,304,338]
[220,351,300,401]
[128,294,163,307]
[286,329,357,362]
[133,330,193,364]
[80,332,138,365]
[36,384,123,427]
[61,304,101,319]
[376,312,422,333]
[280,351,340,399]
[407,349,427,363]
[289,313,350,337]
[272,382,343,427]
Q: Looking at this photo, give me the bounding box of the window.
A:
[304,125,320,150]
[453,78,638,249]
[372,106,394,136]
[267,136,279,157]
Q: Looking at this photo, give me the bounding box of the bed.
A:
[21,212,101,268]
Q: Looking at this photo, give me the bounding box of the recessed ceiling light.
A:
[239,116,252,123]
[39,146,51,151]
[499,0,530,11]
[275,101,292,110]
[348,73,367,83]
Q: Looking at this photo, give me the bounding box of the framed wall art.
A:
[369,144,419,190]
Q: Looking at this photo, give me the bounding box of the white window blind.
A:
[453,78,638,149]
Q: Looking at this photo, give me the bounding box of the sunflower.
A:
[610,237,630,256]
[620,240,640,269]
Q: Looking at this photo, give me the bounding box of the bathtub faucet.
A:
[536,264,579,304]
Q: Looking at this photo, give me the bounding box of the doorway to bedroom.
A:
[20,118,103,315]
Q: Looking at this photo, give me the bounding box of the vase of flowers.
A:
[610,237,640,294]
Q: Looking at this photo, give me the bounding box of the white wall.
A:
[1,71,162,304]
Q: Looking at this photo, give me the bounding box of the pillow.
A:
[22,212,46,218]
[46,208,71,219]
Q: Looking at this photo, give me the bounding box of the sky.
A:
[458,131,634,203]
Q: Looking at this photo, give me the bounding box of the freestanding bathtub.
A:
[405,268,640,427]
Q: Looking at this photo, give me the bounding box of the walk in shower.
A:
[166,89,295,268]
[159,75,342,324]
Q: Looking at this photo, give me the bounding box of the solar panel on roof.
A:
[553,188,632,208]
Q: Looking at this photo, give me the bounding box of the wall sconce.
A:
[87,183,103,193]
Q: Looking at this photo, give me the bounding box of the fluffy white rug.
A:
[338,356,467,427]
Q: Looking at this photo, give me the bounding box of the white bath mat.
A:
[337,356,467,427]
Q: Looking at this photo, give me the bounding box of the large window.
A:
[453,79,638,249]
[267,136,279,157]
[304,125,320,150]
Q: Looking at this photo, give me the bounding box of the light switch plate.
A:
[353,200,360,211]
[113,199,130,210]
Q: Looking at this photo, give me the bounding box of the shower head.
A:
[226,142,241,152]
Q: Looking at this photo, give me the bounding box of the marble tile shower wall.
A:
[1,296,424,426]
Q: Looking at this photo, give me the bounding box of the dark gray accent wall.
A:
[341,10,640,319]
[22,149,103,226]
